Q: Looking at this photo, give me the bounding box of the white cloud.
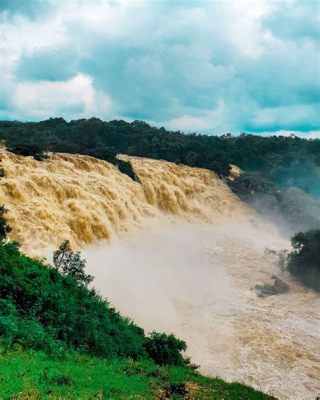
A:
[224,0,275,57]
[11,74,115,120]
[163,99,231,132]
[252,104,320,128]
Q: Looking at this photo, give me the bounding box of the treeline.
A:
[0,118,319,192]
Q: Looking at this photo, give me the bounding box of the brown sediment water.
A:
[84,223,320,400]
[0,150,319,400]
[0,151,249,255]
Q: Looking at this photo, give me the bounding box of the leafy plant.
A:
[145,332,187,366]
[287,230,320,291]
[6,135,48,161]
[53,240,93,286]
[0,205,11,242]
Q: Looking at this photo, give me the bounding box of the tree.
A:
[287,230,320,292]
[6,133,48,161]
[53,240,93,286]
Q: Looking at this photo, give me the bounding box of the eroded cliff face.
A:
[0,151,250,255]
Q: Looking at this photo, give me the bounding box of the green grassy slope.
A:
[0,348,275,400]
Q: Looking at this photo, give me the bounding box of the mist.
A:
[249,186,320,236]
[230,171,320,237]
[83,219,320,400]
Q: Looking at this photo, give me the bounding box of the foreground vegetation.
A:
[0,347,275,400]
[0,239,188,365]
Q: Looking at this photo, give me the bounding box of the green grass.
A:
[0,348,275,400]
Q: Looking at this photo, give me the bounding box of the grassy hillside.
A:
[0,348,275,400]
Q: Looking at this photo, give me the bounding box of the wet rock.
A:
[255,276,289,297]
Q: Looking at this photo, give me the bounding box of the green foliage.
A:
[0,241,189,366]
[53,240,93,286]
[0,241,147,358]
[287,230,320,291]
[145,332,188,366]
[0,205,11,242]
[5,133,48,161]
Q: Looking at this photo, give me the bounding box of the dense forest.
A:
[0,118,319,233]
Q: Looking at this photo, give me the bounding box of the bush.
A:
[0,205,11,241]
[6,136,48,161]
[145,332,187,366]
[287,230,320,291]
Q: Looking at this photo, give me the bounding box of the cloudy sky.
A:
[0,0,319,135]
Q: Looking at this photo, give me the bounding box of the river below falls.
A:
[83,219,320,400]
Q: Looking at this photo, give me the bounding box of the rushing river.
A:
[84,220,320,400]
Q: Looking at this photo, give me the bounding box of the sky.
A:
[0,0,319,136]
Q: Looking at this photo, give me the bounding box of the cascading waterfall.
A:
[0,151,250,255]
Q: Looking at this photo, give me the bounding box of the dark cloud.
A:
[263,0,320,42]
[0,0,51,19]
[16,48,78,82]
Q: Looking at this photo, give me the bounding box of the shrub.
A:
[287,230,320,291]
[145,332,187,366]
[6,135,48,161]
[0,205,11,242]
